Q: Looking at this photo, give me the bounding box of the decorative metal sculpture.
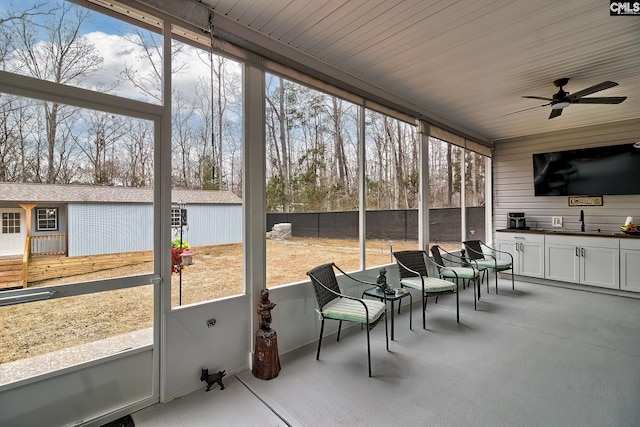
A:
[376,267,393,294]
[200,368,226,392]
[257,288,276,330]
[252,289,281,380]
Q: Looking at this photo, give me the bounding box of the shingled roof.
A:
[0,182,242,205]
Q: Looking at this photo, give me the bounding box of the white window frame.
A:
[36,208,59,231]
[2,212,21,234]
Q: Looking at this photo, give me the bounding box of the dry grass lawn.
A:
[1,238,456,365]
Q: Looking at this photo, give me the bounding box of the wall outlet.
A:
[552,216,563,227]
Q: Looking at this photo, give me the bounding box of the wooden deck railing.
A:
[30,234,66,256]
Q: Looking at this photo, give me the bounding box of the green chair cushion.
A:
[474,259,512,270]
[440,266,478,280]
[322,298,386,324]
[400,276,456,293]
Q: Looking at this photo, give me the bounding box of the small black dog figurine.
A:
[201,368,226,392]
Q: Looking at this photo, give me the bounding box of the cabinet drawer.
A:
[499,233,545,243]
[544,234,619,249]
[620,238,640,251]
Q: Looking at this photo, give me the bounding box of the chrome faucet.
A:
[580,209,585,232]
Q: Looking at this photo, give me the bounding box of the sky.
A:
[1,0,240,105]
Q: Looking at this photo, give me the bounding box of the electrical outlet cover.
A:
[552,216,563,227]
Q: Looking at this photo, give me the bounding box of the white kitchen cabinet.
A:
[620,239,640,293]
[545,243,579,283]
[495,233,544,278]
[545,235,619,289]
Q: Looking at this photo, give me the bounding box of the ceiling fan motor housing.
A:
[551,78,571,109]
[552,88,570,109]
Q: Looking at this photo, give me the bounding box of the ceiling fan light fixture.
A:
[552,101,570,110]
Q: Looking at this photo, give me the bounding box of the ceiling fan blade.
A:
[549,108,563,119]
[503,103,551,117]
[522,95,553,101]
[572,96,627,104]
[568,81,618,99]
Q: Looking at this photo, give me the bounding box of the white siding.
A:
[68,203,242,256]
[173,204,242,247]
[68,204,154,256]
[493,119,640,235]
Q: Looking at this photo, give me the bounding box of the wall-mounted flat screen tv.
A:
[532,143,640,196]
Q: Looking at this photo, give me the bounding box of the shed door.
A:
[0,209,26,256]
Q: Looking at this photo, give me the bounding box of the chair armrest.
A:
[393,258,423,279]
[480,242,513,263]
[424,253,445,269]
[440,247,477,266]
[307,271,357,301]
[428,252,478,274]
[333,264,379,287]
[465,245,486,258]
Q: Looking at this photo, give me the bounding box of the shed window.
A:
[171,208,187,228]
[36,208,58,231]
[2,212,21,234]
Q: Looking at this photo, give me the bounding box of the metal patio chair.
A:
[463,240,514,294]
[430,245,482,310]
[392,250,459,329]
[307,263,389,377]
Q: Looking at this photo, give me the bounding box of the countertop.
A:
[496,228,640,239]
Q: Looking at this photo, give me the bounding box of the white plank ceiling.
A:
[200,0,640,142]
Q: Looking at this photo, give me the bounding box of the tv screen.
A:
[532,143,640,196]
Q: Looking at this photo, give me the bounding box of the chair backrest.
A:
[463,240,485,260]
[393,250,428,279]
[429,245,446,268]
[307,263,341,310]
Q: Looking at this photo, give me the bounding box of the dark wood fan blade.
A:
[549,108,563,119]
[523,95,553,101]
[568,81,618,99]
[571,96,627,104]
[503,103,551,116]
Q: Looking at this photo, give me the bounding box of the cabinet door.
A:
[520,242,544,278]
[581,246,619,289]
[620,249,640,292]
[545,244,579,283]
[497,240,518,273]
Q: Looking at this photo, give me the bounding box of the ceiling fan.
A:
[511,78,627,119]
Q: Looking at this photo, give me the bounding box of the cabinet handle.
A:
[581,247,585,257]
[575,247,579,257]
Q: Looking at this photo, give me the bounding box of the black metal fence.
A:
[267,207,485,242]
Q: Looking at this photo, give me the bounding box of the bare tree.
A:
[172,91,196,188]
[122,120,153,187]
[0,2,51,66]
[265,76,291,212]
[121,26,187,103]
[4,1,102,183]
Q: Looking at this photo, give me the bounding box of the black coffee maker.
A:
[507,212,527,229]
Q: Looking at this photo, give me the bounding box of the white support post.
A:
[484,155,493,244]
[243,63,266,369]
[358,105,366,270]
[418,121,430,251]
[461,148,467,247]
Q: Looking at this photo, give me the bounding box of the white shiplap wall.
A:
[492,119,640,234]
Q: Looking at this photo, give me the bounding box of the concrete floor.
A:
[133,279,640,426]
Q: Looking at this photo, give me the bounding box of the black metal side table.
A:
[362,287,412,340]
